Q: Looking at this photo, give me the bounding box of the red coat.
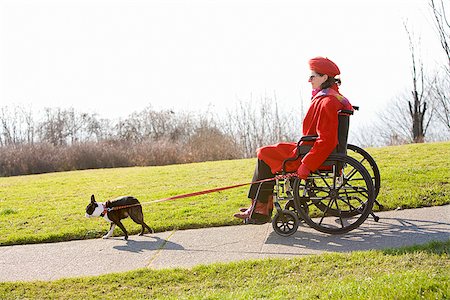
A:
[257,86,352,174]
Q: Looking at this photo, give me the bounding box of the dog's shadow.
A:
[113,235,184,253]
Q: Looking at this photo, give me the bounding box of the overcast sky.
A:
[0,0,446,132]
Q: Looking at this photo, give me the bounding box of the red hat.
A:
[309,57,340,77]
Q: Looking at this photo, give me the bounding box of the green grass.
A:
[1,240,448,299]
[0,141,449,246]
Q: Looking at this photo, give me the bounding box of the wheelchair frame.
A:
[271,108,382,236]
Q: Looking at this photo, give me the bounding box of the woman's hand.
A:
[297,163,310,180]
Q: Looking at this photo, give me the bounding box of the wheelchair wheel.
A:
[347,144,381,199]
[293,155,375,234]
[312,144,382,217]
[272,209,299,236]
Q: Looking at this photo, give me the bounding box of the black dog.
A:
[85,195,153,240]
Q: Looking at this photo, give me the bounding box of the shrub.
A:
[0,134,242,177]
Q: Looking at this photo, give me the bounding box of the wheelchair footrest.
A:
[244,213,271,225]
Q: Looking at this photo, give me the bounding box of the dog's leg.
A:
[142,222,154,235]
[138,222,153,235]
[103,223,116,239]
[130,213,153,235]
[114,220,129,240]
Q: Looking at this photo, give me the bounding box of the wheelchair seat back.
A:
[336,109,353,155]
[300,109,353,156]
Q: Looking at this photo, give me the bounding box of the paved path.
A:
[0,205,449,282]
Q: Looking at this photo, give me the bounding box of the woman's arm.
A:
[301,97,342,171]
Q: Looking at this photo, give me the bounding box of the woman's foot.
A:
[233,200,255,219]
[247,197,273,224]
[234,198,273,224]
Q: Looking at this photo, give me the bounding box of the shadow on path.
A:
[266,216,450,252]
[113,235,184,253]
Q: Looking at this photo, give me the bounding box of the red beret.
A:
[309,57,340,77]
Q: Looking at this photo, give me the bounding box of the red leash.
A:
[108,173,298,211]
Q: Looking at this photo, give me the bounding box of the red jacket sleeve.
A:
[301,96,342,171]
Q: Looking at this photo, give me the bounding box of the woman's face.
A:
[309,71,328,89]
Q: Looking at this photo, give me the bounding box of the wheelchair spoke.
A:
[350,158,372,179]
[318,204,329,226]
[340,189,369,213]
[327,198,346,228]
[344,166,361,182]
[338,187,357,212]
[335,201,345,228]
[313,173,333,190]
[323,199,346,229]
[342,183,370,200]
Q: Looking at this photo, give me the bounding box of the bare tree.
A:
[87,116,114,142]
[0,105,36,146]
[0,106,16,146]
[376,98,417,145]
[20,106,35,144]
[37,108,70,146]
[404,24,433,143]
[373,22,439,146]
[64,108,90,144]
[115,107,194,143]
[222,96,300,157]
[429,0,450,131]
[429,75,450,130]
[430,0,450,69]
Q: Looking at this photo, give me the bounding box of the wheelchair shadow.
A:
[113,235,184,253]
[266,216,450,253]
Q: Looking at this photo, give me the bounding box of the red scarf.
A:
[311,85,352,110]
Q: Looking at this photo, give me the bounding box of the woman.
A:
[234,56,353,224]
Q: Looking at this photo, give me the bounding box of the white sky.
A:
[0,0,446,131]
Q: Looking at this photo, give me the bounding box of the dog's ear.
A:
[91,194,96,203]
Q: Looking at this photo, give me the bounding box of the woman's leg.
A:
[247,159,275,203]
[234,159,275,224]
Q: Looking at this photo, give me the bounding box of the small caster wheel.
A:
[272,209,299,236]
[285,200,306,221]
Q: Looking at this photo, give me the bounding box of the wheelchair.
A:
[271,107,382,236]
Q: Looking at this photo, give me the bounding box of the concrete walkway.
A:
[0,205,449,282]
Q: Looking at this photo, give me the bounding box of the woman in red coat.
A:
[234,57,353,224]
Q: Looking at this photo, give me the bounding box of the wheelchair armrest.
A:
[282,136,317,173]
[299,135,318,143]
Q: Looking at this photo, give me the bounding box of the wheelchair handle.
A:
[339,109,354,116]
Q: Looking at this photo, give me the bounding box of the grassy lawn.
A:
[1,240,448,299]
[0,141,449,245]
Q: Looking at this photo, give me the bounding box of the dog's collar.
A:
[100,204,108,217]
